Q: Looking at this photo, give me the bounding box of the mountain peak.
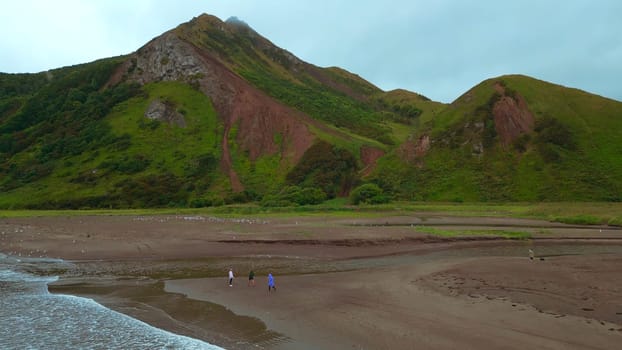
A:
[225,16,250,28]
[177,13,223,31]
[179,14,257,37]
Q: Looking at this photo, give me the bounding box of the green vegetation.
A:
[415,226,531,240]
[323,67,381,97]
[547,215,603,225]
[174,15,430,146]
[1,14,622,210]
[0,57,140,196]
[349,183,391,204]
[286,141,358,198]
[241,68,394,144]
[0,72,49,99]
[370,75,622,202]
[371,89,443,128]
[0,79,224,209]
[226,128,284,201]
[2,202,619,228]
[261,186,327,207]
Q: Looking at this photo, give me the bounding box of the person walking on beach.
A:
[248,270,255,287]
[228,268,234,287]
[268,273,276,292]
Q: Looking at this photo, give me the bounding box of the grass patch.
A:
[415,226,531,240]
[548,215,604,225]
[609,216,622,226]
[1,202,620,228]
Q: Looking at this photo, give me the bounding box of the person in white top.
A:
[228,268,234,286]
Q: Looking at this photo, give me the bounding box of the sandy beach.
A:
[2,214,622,349]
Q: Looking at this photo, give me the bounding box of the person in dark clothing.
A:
[248,270,255,287]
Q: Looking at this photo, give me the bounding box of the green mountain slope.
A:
[0,15,424,208]
[173,15,411,145]
[0,14,620,209]
[369,75,622,201]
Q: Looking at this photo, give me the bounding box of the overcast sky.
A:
[1,0,620,103]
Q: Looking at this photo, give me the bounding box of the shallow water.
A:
[0,254,223,350]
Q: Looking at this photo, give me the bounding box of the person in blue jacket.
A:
[268,273,276,292]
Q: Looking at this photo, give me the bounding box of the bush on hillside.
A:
[535,117,576,149]
[190,196,225,208]
[350,183,391,205]
[261,186,327,207]
[100,154,151,174]
[534,117,576,162]
[114,172,186,207]
[286,141,358,198]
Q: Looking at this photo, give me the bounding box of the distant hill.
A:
[370,75,622,201]
[0,14,620,208]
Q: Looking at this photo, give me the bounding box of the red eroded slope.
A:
[110,32,317,192]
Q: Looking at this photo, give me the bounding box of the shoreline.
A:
[49,250,622,349]
[3,214,622,349]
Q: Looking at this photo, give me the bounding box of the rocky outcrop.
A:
[414,135,431,157]
[492,82,535,146]
[398,134,430,164]
[144,99,186,127]
[129,33,207,84]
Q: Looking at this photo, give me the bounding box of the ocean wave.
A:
[0,260,224,349]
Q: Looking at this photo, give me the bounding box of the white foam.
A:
[1,291,224,350]
[0,268,59,284]
[0,263,225,350]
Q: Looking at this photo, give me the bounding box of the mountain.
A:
[370,75,622,201]
[0,14,621,208]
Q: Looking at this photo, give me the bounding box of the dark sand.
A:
[2,214,622,349]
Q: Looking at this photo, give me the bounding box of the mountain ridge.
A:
[0,13,620,208]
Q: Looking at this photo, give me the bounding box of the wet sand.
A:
[2,214,622,349]
[167,256,622,350]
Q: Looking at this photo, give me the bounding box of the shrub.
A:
[533,117,576,163]
[114,172,186,207]
[100,154,151,174]
[261,186,327,207]
[286,141,358,198]
[513,133,531,152]
[350,183,390,205]
[535,117,576,150]
[183,153,219,177]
